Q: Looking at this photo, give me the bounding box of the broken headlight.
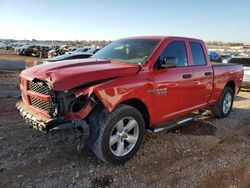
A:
[72,95,88,113]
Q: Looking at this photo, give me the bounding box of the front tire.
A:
[212,87,234,118]
[89,104,145,165]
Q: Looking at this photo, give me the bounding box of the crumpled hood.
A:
[21,59,139,91]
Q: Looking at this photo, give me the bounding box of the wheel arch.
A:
[225,80,235,95]
[87,94,151,130]
[120,98,151,129]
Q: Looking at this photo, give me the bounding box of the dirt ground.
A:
[0,70,250,187]
[0,49,41,67]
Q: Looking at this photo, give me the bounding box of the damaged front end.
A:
[16,76,98,135]
[16,100,62,132]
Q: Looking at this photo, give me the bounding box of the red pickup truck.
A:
[16,36,243,164]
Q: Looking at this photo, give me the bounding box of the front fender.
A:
[94,86,136,111]
[92,74,156,116]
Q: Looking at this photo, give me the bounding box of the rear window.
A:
[190,42,206,66]
[229,58,250,66]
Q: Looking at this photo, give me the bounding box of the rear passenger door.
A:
[188,41,213,108]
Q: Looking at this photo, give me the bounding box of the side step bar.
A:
[152,111,210,133]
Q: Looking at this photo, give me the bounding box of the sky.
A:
[0,0,250,43]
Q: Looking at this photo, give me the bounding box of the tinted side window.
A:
[190,42,206,65]
[156,41,188,68]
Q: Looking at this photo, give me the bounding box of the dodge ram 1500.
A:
[16,36,243,164]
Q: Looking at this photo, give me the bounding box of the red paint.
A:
[29,105,51,119]
[26,90,51,102]
[64,100,94,120]
[18,36,243,128]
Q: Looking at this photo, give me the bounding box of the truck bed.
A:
[212,62,240,67]
[211,62,243,98]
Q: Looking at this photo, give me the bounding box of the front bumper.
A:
[16,100,62,132]
[16,100,90,135]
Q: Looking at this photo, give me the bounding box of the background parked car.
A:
[17,45,40,56]
[237,52,249,57]
[228,57,250,88]
[72,47,91,53]
[221,54,232,64]
[47,45,69,58]
[208,50,222,62]
[37,46,51,58]
[85,48,101,55]
[34,52,93,65]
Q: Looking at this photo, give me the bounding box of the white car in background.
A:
[227,57,250,88]
[237,52,249,57]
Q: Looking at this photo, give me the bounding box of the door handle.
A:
[182,74,192,79]
[204,72,213,76]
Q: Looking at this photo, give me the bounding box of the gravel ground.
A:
[0,71,249,188]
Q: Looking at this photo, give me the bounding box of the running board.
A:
[152,111,210,133]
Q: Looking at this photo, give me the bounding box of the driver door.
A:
[152,40,193,124]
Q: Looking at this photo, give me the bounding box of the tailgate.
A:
[243,66,250,82]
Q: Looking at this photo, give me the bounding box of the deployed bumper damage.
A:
[16,100,92,135]
[16,100,60,132]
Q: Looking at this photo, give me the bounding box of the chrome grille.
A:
[29,81,54,98]
[28,81,56,116]
[30,96,53,113]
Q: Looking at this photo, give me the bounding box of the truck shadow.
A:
[170,119,217,136]
[234,95,249,101]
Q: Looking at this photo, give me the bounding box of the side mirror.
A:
[161,57,177,68]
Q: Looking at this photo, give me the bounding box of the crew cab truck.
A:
[16,36,243,165]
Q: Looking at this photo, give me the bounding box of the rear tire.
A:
[212,87,234,118]
[88,104,145,165]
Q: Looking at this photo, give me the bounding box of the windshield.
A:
[92,39,160,64]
